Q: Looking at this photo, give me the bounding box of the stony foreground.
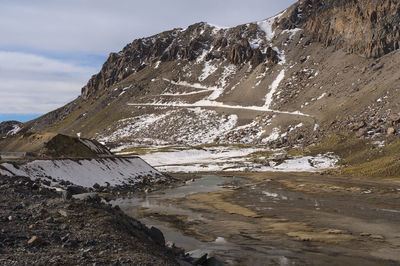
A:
[0,175,180,265]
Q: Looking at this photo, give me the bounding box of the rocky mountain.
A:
[22,0,400,150]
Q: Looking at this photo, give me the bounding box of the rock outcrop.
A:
[81,22,280,100]
[282,0,400,58]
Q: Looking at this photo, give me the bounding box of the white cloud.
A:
[0,51,96,114]
[0,51,94,74]
[0,0,296,54]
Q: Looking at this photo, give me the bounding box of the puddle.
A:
[112,174,247,241]
[113,175,247,221]
[112,175,295,265]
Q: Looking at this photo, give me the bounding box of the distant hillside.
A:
[21,0,400,152]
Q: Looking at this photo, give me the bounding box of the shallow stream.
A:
[112,173,400,265]
[113,175,251,257]
[112,175,294,264]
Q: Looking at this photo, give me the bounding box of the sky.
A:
[0,0,296,123]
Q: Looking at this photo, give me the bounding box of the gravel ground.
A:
[0,175,181,265]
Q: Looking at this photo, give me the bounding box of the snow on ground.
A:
[262,127,281,143]
[199,61,218,82]
[7,125,21,136]
[79,139,112,155]
[271,155,338,171]
[257,18,275,41]
[116,86,131,97]
[281,28,302,39]
[140,146,260,167]
[160,90,210,96]
[289,123,303,132]
[163,78,213,90]
[196,46,213,63]
[138,146,338,173]
[371,140,385,147]
[154,61,161,69]
[226,120,265,143]
[273,47,286,65]
[207,23,228,35]
[0,168,13,176]
[99,108,238,145]
[206,88,224,101]
[0,158,164,188]
[180,108,237,143]
[248,32,263,49]
[317,93,327,100]
[264,69,286,109]
[128,100,309,117]
[100,111,175,143]
[218,64,237,88]
[142,65,308,117]
[257,11,285,41]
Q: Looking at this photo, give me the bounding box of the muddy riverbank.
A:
[115,172,400,265]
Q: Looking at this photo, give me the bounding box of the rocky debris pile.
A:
[0,175,181,265]
[54,173,176,200]
[219,116,273,144]
[330,110,400,139]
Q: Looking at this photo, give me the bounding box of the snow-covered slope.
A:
[0,157,164,188]
[138,146,338,173]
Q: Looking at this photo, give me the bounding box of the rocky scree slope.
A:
[23,0,400,149]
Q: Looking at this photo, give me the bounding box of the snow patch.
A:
[281,28,302,39]
[264,69,286,109]
[141,146,338,173]
[257,11,285,41]
[154,61,161,69]
[317,93,326,100]
[272,47,286,65]
[7,125,21,136]
[218,64,237,88]
[262,127,281,143]
[199,61,218,82]
[1,158,163,188]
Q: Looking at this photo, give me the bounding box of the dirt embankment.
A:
[0,133,112,159]
[0,175,181,265]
